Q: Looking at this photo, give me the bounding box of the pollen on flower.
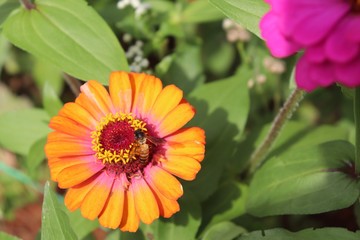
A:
[91,113,147,165]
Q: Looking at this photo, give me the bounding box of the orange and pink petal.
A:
[147,181,180,218]
[109,71,133,114]
[145,165,183,200]
[119,187,140,232]
[131,176,159,224]
[80,171,114,220]
[45,140,93,158]
[130,73,163,119]
[80,80,115,116]
[148,84,183,126]
[98,174,128,229]
[48,155,99,181]
[65,174,101,211]
[159,155,201,181]
[56,161,104,188]
[156,103,195,138]
[58,102,98,130]
[49,116,91,138]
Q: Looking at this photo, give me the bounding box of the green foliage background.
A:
[0,0,359,239]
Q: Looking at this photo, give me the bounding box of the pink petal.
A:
[268,0,350,45]
[325,17,359,63]
[295,56,319,92]
[309,62,335,88]
[346,15,360,42]
[303,44,326,63]
[260,12,300,57]
[335,56,360,88]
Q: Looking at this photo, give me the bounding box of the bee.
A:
[130,129,164,164]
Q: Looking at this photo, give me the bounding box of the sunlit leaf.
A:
[0,231,21,240]
[33,57,64,95]
[26,137,47,175]
[0,109,51,155]
[247,141,359,216]
[182,0,224,23]
[209,0,269,38]
[0,33,11,73]
[42,81,63,118]
[233,121,352,172]
[239,227,360,240]
[202,221,246,240]
[263,122,352,158]
[41,182,77,240]
[3,0,128,84]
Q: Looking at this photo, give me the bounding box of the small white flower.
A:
[130,0,141,8]
[117,0,130,9]
[122,33,133,43]
[140,59,149,68]
[222,19,233,30]
[135,3,151,17]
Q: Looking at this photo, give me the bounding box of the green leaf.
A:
[239,228,360,240]
[0,109,51,155]
[209,0,269,38]
[200,182,248,236]
[26,137,47,175]
[41,182,77,240]
[340,85,355,99]
[146,0,174,13]
[0,0,18,26]
[202,221,246,240]
[0,34,11,74]
[354,201,360,228]
[141,197,201,240]
[247,141,359,216]
[66,210,99,240]
[185,68,250,201]
[3,0,128,84]
[33,57,64,95]
[182,0,224,23]
[106,230,145,240]
[155,55,173,76]
[0,161,42,192]
[0,231,21,240]
[159,44,205,94]
[264,122,351,158]
[204,38,236,77]
[42,81,63,117]
[232,121,352,178]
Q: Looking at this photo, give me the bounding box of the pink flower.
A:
[260,0,360,91]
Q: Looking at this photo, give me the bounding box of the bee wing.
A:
[146,135,165,145]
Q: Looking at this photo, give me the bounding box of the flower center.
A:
[91,113,161,178]
[91,113,147,164]
[100,121,135,151]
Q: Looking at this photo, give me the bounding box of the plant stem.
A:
[354,87,360,173]
[19,0,35,9]
[248,87,305,174]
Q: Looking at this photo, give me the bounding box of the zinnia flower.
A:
[45,71,205,232]
[260,0,360,91]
